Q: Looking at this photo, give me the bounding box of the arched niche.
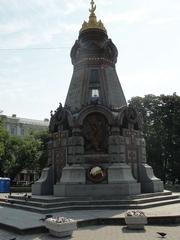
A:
[82,112,109,154]
[78,105,114,126]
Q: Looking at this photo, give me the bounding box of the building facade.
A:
[0,114,49,137]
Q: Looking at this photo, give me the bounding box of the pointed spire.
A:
[80,0,106,33]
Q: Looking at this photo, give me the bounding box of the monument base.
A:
[140,164,164,193]
[32,166,54,195]
[54,182,140,197]
[54,163,140,197]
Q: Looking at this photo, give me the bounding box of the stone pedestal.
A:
[60,165,86,184]
[139,164,164,193]
[54,182,141,197]
[32,166,53,195]
[54,163,140,197]
[108,163,137,183]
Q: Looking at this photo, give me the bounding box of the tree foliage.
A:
[0,123,49,179]
[0,120,9,176]
[129,93,180,184]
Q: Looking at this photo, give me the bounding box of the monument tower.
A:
[32,0,163,196]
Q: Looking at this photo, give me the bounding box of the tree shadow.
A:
[39,232,74,239]
[122,226,146,233]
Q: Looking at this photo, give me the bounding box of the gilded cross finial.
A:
[79,0,106,33]
[89,0,96,15]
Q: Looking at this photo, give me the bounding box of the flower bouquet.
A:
[45,216,77,238]
[88,166,107,183]
[125,210,147,230]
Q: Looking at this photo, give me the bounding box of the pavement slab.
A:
[0,206,45,230]
[0,225,180,240]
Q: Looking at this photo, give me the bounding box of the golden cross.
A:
[89,0,96,14]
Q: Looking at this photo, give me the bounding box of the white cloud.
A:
[0,22,79,48]
[64,0,86,15]
[0,78,32,96]
[0,21,30,34]
[0,0,82,48]
[120,70,180,100]
[148,17,178,25]
[97,0,113,6]
[2,56,21,64]
[104,9,147,24]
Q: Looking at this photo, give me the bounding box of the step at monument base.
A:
[0,191,180,214]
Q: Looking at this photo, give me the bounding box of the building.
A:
[14,169,40,186]
[0,114,49,137]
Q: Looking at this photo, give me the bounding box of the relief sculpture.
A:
[83,113,108,153]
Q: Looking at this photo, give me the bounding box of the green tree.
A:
[0,120,9,176]
[32,130,49,170]
[3,136,24,179]
[129,93,180,184]
[0,120,49,180]
[3,132,49,180]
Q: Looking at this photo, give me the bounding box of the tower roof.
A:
[65,1,127,112]
[80,0,106,33]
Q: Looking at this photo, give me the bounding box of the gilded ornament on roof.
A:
[80,0,107,33]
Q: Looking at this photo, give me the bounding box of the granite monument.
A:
[32,0,163,197]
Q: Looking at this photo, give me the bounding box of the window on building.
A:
[10,127,17,135]
[20,128,25,136]
[92,89,99,97]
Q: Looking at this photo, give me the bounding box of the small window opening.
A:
[92,89,99,97]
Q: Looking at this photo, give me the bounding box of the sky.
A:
[0,0,180,120]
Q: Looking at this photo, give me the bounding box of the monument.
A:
[32,0,163,197]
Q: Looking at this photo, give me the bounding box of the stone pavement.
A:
[0,225,180,240]
[0,193,180,239]
[1,202,180,232]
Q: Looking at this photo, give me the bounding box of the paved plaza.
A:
[0,193,180,239]
[0,225,180,240]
